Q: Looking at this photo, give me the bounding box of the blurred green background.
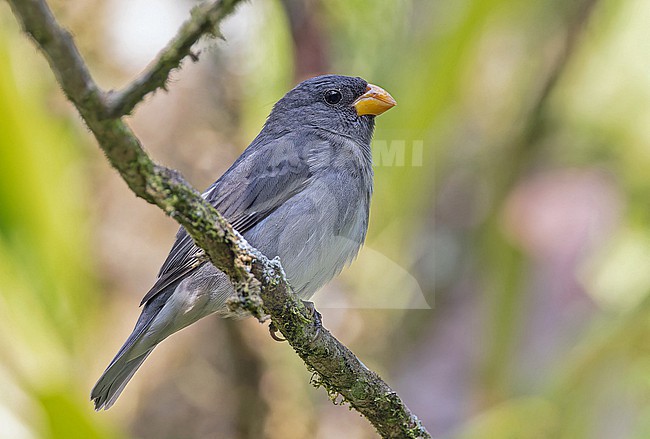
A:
[1,0,650,437]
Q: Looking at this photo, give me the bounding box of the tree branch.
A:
[7,0,431,437]
[102,0,242,118]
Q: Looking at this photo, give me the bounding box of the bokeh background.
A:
[1,0,650,437]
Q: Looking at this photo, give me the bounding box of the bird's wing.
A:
[140,133,314,306]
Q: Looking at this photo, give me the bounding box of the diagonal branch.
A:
[7,0,431,437]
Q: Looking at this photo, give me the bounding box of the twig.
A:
[103,0,243,118]
[7,0,431,437]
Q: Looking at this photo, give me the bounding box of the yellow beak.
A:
[353,83,396,116]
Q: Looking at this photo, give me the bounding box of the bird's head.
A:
[265,75,396,144]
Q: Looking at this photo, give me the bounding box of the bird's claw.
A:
[267,301,322,343]
[268,321,286,342]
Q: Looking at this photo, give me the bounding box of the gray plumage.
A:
[91,75,383,410]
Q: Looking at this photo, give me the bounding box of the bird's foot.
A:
[268,321,286,342]
[267,301,323,343]
[302,300,322,326]
[302,300,323,344]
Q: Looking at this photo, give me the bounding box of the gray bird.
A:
[91,74,396,410]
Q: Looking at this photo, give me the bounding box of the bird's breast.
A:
[244,171,371,300]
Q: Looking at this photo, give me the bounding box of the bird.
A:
[90,74,396,410]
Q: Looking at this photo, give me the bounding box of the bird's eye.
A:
[323,89,342,105]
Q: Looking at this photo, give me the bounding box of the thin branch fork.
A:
[6,0,431,437]
[102,0,242,118]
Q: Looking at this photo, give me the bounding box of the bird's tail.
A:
[91,348,153,410]
[90,291,170,411]
[90,274,226,410]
